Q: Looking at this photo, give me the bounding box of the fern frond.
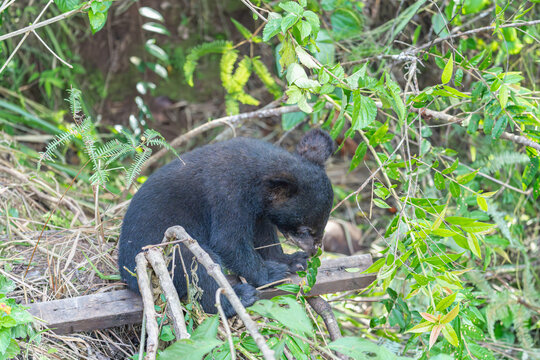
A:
[106,143,136,165]
[184,40,232,87]
[142,129,180,159]
[486,291,511,340]
[480,151,530,174]
[511,303,534,350]
[252,56,282,98]
[229,56,252,93]
[90,165,109,187]
[38,130,76,169]
[66,88,83,120]
[225,95,239,116]
[235,91,260,106]
[220,49,239,92]
[126,147,152,187]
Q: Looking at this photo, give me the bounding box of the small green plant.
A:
[0,274,35,359]
[39,88,178,188]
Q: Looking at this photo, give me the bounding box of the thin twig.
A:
[0,0,54,74]
[31,29,73,68]
[216,288,236,360]
[0,3,90,42]
[413,107,540,152]
[407,19,540,55]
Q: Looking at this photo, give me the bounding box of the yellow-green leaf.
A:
[442,323,459,347]
[440,304,460,324]
[441,54,453,84]
[467,234,482,258]
[477,195,488,211]
[406,321,434,334]
[436,292,457,312]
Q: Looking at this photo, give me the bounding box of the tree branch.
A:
[413,107,540,152]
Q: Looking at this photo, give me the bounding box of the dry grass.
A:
[0,135,142,359]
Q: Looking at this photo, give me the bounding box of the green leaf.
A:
[281,13,300,32]
[441,54,453,84]
[159,338,222,360]
[276,284,301,293]
[434,172,445,190]
[303,11,320,37]
[498,84,509,109]
[406,321,434,334]
[467,234,482,258]
[349,142,367,172]
[88,9,107,34]
[249,297,313,336]
[442,324,459,347]
[231,18,253,41]
[279,1,304,15]
[192,315,219,340]
[423,253,463,266]
[442,159,459,175]
[295,46,318,69]
[263,14,283,42]
[440,304,460,324]
[361,257,385,274]
[445,216,477,226]
[436,292,457,312]
[454,68,463,86]
[0,328,10,354]
[477,196,488,211]
[145,40,169,62]
[328,337,406,360]
[449,181,461,197]
[54,0,80,12]
[351,93,377,131]
[456,170,477,184]
[142,22,171,35]
[373,198,391,209]
[461,222,495,234]
[298,21,312,41]
[139,6,164,21]
[492,115,508,140]
[330,8,362,39]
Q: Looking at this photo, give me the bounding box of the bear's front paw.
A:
[222,283,259,317]
[251,261,289,287]
[286,251,308,272]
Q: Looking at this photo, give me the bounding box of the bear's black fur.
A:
[118,129,335,317]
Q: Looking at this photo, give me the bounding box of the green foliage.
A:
[159,316,222,360]
[39,89,177,188]
[0,275,35,360]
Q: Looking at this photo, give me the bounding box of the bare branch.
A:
[135,253,159,360]
[145,248,190,340]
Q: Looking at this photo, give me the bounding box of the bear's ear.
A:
[295,129,335,166]
[263,174,298,204]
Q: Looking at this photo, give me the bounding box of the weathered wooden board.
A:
[27,254,375,334]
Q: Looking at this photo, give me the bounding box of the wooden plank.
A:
[27,254,375,334]
[28,290,143,334]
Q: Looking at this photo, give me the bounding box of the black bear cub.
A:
[118,129,335,317]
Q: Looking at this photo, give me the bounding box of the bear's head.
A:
[263,129,335,256]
